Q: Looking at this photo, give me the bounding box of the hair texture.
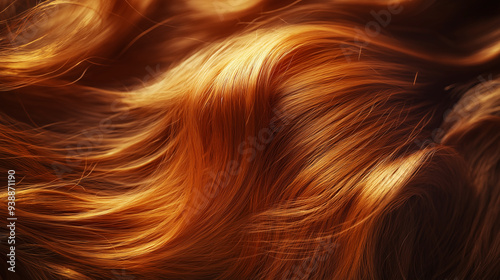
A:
[1,0,500,279]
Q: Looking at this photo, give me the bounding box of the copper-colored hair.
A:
[1,0,499,279]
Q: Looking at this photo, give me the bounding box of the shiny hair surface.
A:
[1,0,499,279]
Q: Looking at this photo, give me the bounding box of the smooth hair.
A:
[1,0,499,279]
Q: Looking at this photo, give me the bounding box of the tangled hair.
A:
[1,0,500,279]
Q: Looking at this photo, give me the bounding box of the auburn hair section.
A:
[0,0,499,279]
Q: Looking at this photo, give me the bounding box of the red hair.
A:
[1,0,499,279]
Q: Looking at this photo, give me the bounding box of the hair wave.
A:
[1,0,500,279]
